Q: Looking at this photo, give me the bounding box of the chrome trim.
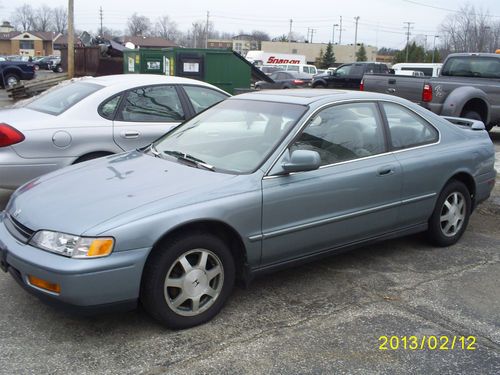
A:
[248,192,437,241]
[401,192,436,204]
[263,98,441,178]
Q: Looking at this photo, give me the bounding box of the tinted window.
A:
[292,102,386,166]
[26,82,103,115]
[441,57,500,78]
[118,85,184,122]
[382,103,438,149]
[183,86,228,114]
[350,65,365,75]
[335,64,352,76]
[99,95,122,120]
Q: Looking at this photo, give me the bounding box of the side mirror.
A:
[282,150,321,173]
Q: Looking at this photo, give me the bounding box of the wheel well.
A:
[150,220,249,283]
[461,99,488,123]
[73,151,113,164]
[447,172,476,206]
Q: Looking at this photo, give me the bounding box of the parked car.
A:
[391,63,442,77]
[0,90,495,329]
[33,56,56,70]
[0,59,36,88]
[255,71,312,89]
[0,74,230,188]
[361,53,500,131]
[312,62,389,89]
[259,65,281,76]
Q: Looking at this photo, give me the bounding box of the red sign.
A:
[266,56,301,65]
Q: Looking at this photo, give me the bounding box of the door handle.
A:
[121,131,140,139]
[386,88,396,93]
[377,166,395,176]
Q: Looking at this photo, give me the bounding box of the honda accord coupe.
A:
[0,90,496,329]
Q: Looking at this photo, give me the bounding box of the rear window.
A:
[26,82,103,115]
[441,57,500,78]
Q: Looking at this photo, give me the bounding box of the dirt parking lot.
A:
[0,92,499,373]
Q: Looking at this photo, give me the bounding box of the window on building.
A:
[20,40,34,50]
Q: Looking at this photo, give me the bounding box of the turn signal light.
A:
[28,275,61,294]
[0,123,25,147]
[293,79,304,85]
[422,84,433,102]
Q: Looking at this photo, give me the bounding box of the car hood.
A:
[6,151,240,235]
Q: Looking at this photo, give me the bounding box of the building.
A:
[122,36,177,49]
[0,29,58,57]
[232,35,260,56]
[207,39,233,50]
[260,41,378,65]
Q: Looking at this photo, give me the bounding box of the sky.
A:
[1,0,499,49]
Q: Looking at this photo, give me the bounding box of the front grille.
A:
[4,215,35,243]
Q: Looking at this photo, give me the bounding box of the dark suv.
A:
[312,62,389,89]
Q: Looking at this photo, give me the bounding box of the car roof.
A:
[86,74,229,94]
[231,89,396,106]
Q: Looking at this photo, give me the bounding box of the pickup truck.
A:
[0,59,36,88]
[361,53,500,131]
[312,62,389,89]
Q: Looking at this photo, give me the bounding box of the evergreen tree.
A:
[393,42,426,63]
[320,42,336,68]
[356,44,367,62]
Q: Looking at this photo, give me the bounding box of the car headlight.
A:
[30,231,114,258]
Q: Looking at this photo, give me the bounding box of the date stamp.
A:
[378,335,477,351]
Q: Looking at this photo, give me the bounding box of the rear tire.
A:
[313,82,325,88]
[141,232,235,329]
[462,111,481,121]
[427,180,471,247]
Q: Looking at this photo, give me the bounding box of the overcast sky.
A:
[1,0,499,48]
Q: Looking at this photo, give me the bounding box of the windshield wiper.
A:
[163,150,215,171]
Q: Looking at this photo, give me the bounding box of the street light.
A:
[432,35,439,63]
[332,24,339,44]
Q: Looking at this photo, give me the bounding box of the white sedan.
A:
[0,74,230,189]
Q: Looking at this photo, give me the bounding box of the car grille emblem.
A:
[12,209,22,218]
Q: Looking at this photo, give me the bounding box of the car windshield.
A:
[26,82,104,115]
[441,57,500,78]
[153,99,307,174]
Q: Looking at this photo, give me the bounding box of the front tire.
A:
[427,180,471,247]
[4,73,20,88]
[141,232,235,329]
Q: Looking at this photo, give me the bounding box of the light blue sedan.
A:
[0,90,496,329]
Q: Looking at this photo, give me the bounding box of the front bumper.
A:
[0,212,150,312]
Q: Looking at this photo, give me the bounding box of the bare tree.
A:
[32,5,53,32]
[439,4,495,53]
[154,15,179,41]
[127,13,152,36]
[188,20,214,48]
[52,6,67,34]
[11,3,35,31]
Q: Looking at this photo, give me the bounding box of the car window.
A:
[25,82,104,115]
[441,57,500,78]
[118,85,184,122]
[287,65,299,72]
[183,86,228,114]
[382,103,438,149]
[99,94,122,120]
[335,64,352,76]
[291,102,386,166]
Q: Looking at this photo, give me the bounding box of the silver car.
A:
[0,74,229,189]
[0,90,496,329]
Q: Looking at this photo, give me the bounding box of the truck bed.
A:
[362,74,427,103]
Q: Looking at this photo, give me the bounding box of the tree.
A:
[272,34,289,42]
[320,42,336,68]
[127,13,152,36]
[11,3,35,31]
[52,6,67,34]
[439,4,499,53]
[356,44,367,61]
[155,15,179,41]
[393,42,426,63]
[32,5,52,32]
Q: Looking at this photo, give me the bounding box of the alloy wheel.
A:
[440,191,466,237]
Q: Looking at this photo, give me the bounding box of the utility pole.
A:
[353,16,360,59]
[99,6,103,36]
[332,24,339,44]
[339,16,343,44]
[432,35,439,63]
[404,21,414,62]
[205,11,209,49]
[67,0,74,78]
[289,18,292,50]
[310,28,316,43]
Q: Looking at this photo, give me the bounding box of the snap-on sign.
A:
[266,56,301,64]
